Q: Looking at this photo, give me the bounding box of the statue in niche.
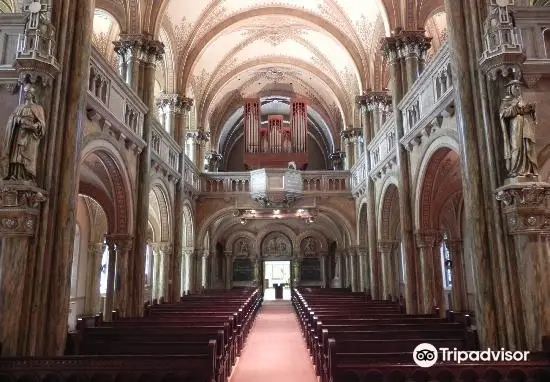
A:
[499,80,539,178]
[304,237,316,253]
[239,240,249,255]
[2,84,46,182]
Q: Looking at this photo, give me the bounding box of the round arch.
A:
[182,201,195,249]
[378,179,400,240]
[79,139,134,234]
[357,202,368,246]
[149,179,173,242]
[413,135,461,231]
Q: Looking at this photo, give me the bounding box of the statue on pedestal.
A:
[499,80,538,178]
[2,84,46,182]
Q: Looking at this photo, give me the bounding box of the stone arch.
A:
[79,140,134,235]
[181,201,195,249]
[256,223,298,257]
[414,136,461,232]
[149,180,172,242]
[225,230,258,257]
[296,229,328,256]
[378,178,400,241]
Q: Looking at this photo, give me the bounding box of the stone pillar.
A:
[497,183,550,351]
[378,241,397,300]
[201,251,209,289]
[341,128,362,169]
[108,234,134,315]
[85,243,105,314]
[225,251,233,289]
[171,95,193,302]
[357,92,392,298]
[329,151,346,170]
[114,39,140,89]
[381,35,418,313]
[151,244,161,300]
[293,258,300,287]
[131,38,164,316]
[163,244,173,301]
[444,0,502,349]
[182,250,194,294]
[415,232,440,314]
[446,239,467,312]
[331,251,342,287]
[348,250,356,291]
[186,131,209,170]
[397,31,432,92]
[356,247,367,292]
[320,253,327,288]
[103,238,117,321]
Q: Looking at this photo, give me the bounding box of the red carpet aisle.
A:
[230,300,318,382]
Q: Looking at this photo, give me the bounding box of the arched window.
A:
[99,242,109,295]
[440,233,452,288]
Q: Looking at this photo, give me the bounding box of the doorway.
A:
[263,260,291,300]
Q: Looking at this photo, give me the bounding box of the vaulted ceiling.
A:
[91,0,448,149]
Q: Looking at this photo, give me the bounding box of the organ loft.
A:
[0,0,549,381]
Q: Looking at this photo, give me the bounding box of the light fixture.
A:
[273,209,280,214]
[240,218,246,225]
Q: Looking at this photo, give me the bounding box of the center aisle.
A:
[230,300,318,382]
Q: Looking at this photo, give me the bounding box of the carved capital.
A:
[0,183,47,237]
[186,130,210,143]
[378,240,397,254]
[415,231,440,248]
[156,94,193,114]
[106,234,134,253]
[114,36,165,63]
[381,36,400,63]
[396,30,432,60]
[496,182,550,235]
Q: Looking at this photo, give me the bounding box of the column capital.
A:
[415,231,441,248]
[114,35,165,63]
[329,151,346,170]
[357,91,392,111]
[395,30,432,60]
[445,239,463,255]
[105,234,134,252]
[378,240,398,254]
[381,35,400,63]
[0,184,47,237]
[186,130,210,143]
[496,182,550,236]
[341,128,363,140]
[205,151,223,172]
[156,94,193,114]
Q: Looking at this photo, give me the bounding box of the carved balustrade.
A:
[86,47,146,154]
[182,155,201,196]
[202,172,251,195]
[151,119,181,182]
[367,115,397,179]
[301,171,350,194]
[398,41,455,151]
[350,153,366,195]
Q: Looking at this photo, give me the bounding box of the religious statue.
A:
[239,240,248,254]
[305,237,316,253]
[288,161,297,170]
[499,80,539,178]
[2,84,46,182]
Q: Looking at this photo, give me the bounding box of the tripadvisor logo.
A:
[413,343,530,368]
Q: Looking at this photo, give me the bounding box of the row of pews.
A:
[0,288,262,382]
[292,288,550,382]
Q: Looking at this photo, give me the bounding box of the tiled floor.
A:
[230,300,317,382]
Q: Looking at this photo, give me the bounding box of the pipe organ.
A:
[244,98,309,169]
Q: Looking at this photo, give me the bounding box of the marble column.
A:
[341,128,362,170]
[331,251,342,287]
[224,252,233,289]
[182,250,194,294]
[381,35,418,313]
[293,258,300,287]
[113,39,140,89]
[111,234,134,315]
[171,95,193,302]
[85,243,105,314]
[415,232,439,314]
[446,239,467,312]
[497,183,550,351]
[201,251,209,289]
[320,253,327,288]
[186,131,209,170]
[397,31,432,92]
[348,249,356,292]
[151,244,161,300]
[378,241,396,300]
[444,0,501,348]
[356,247,367,292]
[163,244,173,302]
[103,239,117,321]
[132,38,164,316]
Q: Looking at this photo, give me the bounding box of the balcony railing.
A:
[151,120,181,181]
[350,154,366,194]
[398,41,455,151]
[87,47,146,153]
[183,155,201,195]
[301,171,350,194]
[367,115,397,179]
